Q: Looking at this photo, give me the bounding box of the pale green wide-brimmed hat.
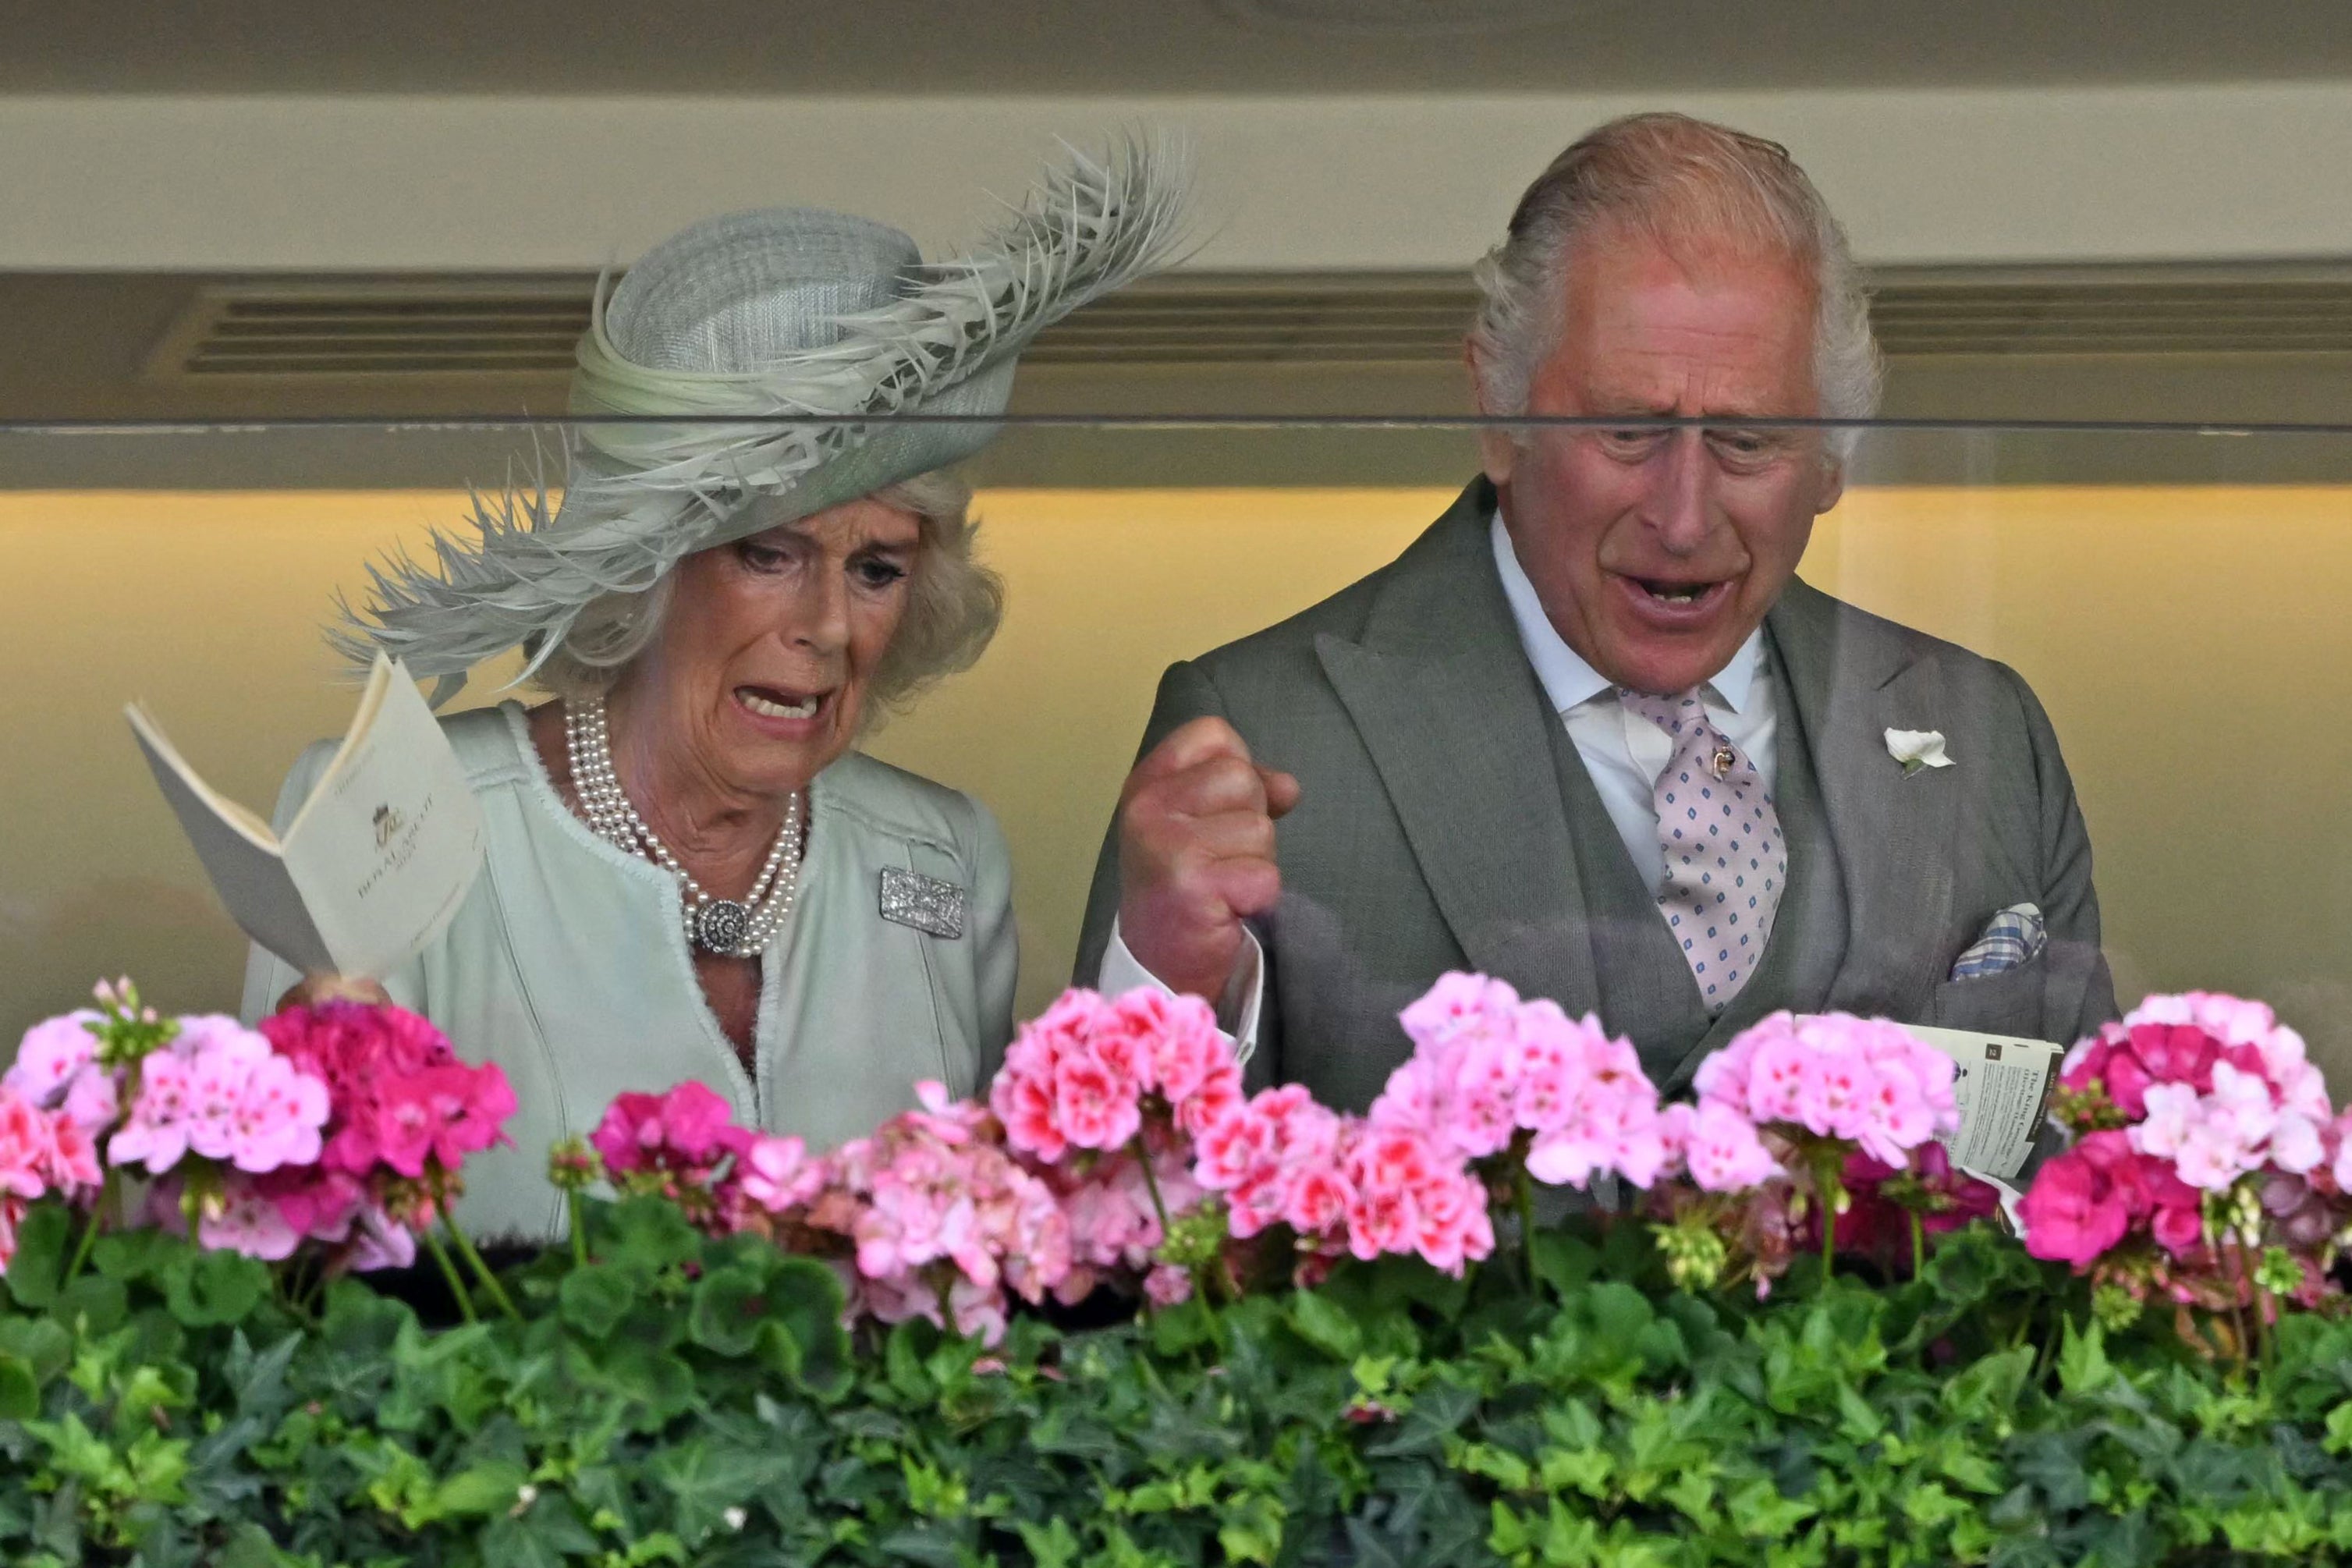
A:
[336,139,1190,701]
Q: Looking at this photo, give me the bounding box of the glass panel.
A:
[5,413,2350,1114]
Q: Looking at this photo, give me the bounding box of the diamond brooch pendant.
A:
[694,899,753,955]
[878,867,967,939]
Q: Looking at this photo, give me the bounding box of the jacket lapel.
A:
[1312,481,1602,1016]
[1769,580,1959,1020]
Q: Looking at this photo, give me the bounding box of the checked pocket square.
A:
[1949,902,2047,980]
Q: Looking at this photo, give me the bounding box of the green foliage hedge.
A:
[5,1197,2352,1568]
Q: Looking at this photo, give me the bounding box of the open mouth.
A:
[734,684,824,722]
[1623,575,1733,613]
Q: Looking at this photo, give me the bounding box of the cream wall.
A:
[3,481,2349,1087]
[8,83,2352,270]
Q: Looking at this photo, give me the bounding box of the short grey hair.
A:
[1469,112,1883,455]
[534,467,1005,722]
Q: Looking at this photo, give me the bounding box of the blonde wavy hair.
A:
[531,467,1004,727]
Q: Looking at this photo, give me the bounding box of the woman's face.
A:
[627,496,921,798]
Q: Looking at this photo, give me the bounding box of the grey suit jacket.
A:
[1076,478,2117,1109]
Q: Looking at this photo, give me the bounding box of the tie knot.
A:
[1620,686,1708,737]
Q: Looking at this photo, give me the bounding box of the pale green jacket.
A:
[240,702,1017,1242]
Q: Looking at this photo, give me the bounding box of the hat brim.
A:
[334,139,1187,697]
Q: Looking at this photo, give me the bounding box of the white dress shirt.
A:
[1099,507,1781,1055]
[1488,513,1779,896]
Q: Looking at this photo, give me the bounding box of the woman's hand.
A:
[274,973,392,1013]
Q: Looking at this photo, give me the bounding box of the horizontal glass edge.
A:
[4,413,2352,438]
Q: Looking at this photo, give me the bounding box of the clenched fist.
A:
[1116,716,1302,1006]
[274,974,393,1013]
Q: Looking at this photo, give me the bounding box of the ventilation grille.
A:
[147,282,592,378]
[1020,275,1474,365]
[144,266,2352,381]
[1870,270,2352,356]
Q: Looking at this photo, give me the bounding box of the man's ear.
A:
[1465,338,1518,487]
[1815,455,1846,516]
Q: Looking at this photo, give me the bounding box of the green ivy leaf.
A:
[755,1258,850,1401]
[2059,1317,2113,1396]
[90,1229,184,1285]
[0,1354,40,1421]
[161,1250,267,1328]
[1016,1517,1084,1568]
[2322,1401,2352,1456]
[1288,1292,1365,1362]
[1216,1493,1286,1566]
[598,1196,703,1275]
[0,1317,72,1385]
[0,1204,73,1309]
[559,1265,638,1339]
[427,1461,530,1520]
[1726,1476,1816,1539]
[52,1275,128,1339]
[687,1267,767,1358]
[1149,1296,1219,1358]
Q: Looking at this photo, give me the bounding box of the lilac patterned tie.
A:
[1620,688,1787,1013]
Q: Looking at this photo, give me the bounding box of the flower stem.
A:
[566,1189,591,1269]
[445,1222,521,1323]
[1908,1211,1926,1282]
[1130,1135,1200,1310]
[1515,1165,1540,1297]
[61,1191,108,1288]
[1132,1137,1174,1238]
[1815,1151,1840,1286]
[421,1228,477,1325]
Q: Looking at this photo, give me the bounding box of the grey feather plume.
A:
[335,133,1194,697]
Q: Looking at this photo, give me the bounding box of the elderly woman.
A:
[240,147,1187,1237]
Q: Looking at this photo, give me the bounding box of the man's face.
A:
[1478,226,1843,697]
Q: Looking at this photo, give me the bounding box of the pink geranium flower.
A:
[1375,974,1669,1193]
[990,988,1242,1165]
[108,1042,198,1173]
[0,1089,53,1201]
[4,1011,102,1108]
[2020,1130,2150,1268]
[1661,1101,1783,1192]
[738,1134,823,1213]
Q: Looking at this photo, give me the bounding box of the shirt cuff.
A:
[1099,917,1263,1066]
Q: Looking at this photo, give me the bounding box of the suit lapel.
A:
[1312,482,1602,1016]
[1770,580,1958,1020]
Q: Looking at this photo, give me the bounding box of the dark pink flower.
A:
[2020,1130,2149,1268]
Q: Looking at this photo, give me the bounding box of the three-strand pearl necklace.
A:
[562,695,804,958]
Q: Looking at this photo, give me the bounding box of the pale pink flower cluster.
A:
[107,1015,328,1178]
[7,988,515,1269]
[1047,1143,1207,1306]
[5,1010,121,1134]
[1658,1100,1783,1192]
[1335,1123,1495,1272]
[0,1077,105,1272]
[2103,995,2340,1193]
[588,1080,818,1232]
[163,1000,516,1266]
[991,988,1242,1162]
[1374,974,1673,1190]
[1194,1087,1495,1278]
[2027,992,2352,1317]
[1687,1011,1960,1175]
[1196,1085,1347,1240]
[810,1084,1072,1344]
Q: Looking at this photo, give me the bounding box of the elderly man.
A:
[1076,112,2116,1108]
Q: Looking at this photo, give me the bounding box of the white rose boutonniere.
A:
[1885,728,1953,778]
